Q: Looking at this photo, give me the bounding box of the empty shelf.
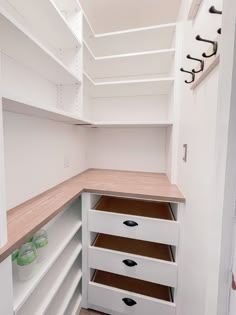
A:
[5,0,81,50]
[2,96,91,125]
[0,10,80,84]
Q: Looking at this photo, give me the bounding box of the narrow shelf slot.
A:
[16,236,82,315]
[45,262,82,315]
[13,201,82,312]
[64,286,82,315]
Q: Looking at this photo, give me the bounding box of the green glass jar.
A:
[32,229,48,263]
[17,242,37,281]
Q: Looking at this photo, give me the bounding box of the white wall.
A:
[90,95,169,123]
[3,112,87,210]
[87,127,167,173]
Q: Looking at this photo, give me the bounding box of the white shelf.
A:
[13,204,82,313]
[0,10,80,84]
[188,0,203,19]
[82,0,181,34]
[84,43,175,81]
[2,96,91,125]
[17,240,82,315]
[84,73,174,97]
[91,121,173,128]
[46,268,82,315]
[84,15,176,55]
[65,289,82,315]
[6,0,81,50]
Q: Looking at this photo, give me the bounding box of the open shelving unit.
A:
[13,199,83,315]
[0,10,80,85]
[83,26,176,127]
[0,0,84,122]
[5,0,81,51]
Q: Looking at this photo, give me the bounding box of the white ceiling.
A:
[80,0,182,34]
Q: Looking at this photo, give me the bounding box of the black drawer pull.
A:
[123,259,138,267]
[123,220,138,227]
[122,298,137,307]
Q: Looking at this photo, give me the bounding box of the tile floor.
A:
[80,309,106,315]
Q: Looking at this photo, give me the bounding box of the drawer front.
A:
[88,210,179,246]
[89,246,177,287]
[88,282,176,315]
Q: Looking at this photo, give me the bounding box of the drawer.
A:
[88,270,175,315]
[89,234,177,287]
[89,196,179,245]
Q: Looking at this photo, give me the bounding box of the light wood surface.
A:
[0,169,184,262]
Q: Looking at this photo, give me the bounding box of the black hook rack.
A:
[209,6,222,14]
[180,68,195,84]
[196,35,218,58]
[218,28,221,34]
[186,54,204,73]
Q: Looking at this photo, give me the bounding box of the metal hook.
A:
[209,6,222,35]
[186,54,204,73]
[196,35,218,58]
[180,68,195,84]
[209,6,222,14]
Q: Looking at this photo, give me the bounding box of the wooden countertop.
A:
[0,168,184,262]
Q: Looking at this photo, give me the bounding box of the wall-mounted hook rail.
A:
[186,54,204,73]
[180,68,195,84]
[209,6,222,14]
[196,35,218,58]
[218,28,221,35]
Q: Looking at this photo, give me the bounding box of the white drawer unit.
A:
[88,196,179,246]
[88,270,176,315]
[83,193,182,315]
[89,234,177,287]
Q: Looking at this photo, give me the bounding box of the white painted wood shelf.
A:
[2,96,91,125]
[45,268,82,315]
[5,0,81,50]
[90,122,173,128]
[84,73,175,97]
[65,289,82,315]
[188,0,203,19]
[13,204,82,313]
[84,43,175,81]
[16,239,82,315]
[0,10,80,84]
